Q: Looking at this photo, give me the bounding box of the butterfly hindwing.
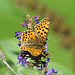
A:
[20,45,44,56]
[20,39,45,56]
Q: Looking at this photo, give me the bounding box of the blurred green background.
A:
[0,0,75,75]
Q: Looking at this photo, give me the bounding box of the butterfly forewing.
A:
[34,18,50,42]
[21,30,37,44]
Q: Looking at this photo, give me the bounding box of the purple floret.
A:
[46,58,50,62]
[22,60,26,65]
[52,68,57,73]
[18,43,21,47]
[45,44,48,49]
[15,31,22,37]
[46,68,57,75]
[17,55,22,64]
[34,16,40,24]
[46,69,52,75]
[43,49,48,51]
[17,36,21,40]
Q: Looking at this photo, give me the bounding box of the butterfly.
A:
[20,18,50,56]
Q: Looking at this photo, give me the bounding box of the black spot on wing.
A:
[44,31,47,34]
[25,31,27,34]
[46,28,49,30]
[42,29,44,31]
[23,37,25,38]
[38,31,40,34]
[42,36,45,39]
[41,33,43,35]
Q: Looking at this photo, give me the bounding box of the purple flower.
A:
[22,20,27,27]
[17,55,23,64]
[34,16,40,24]
[18,41,21,46]
[43,44,48,51]
[46,58,50,62]
[18,55,22,60]
[46,68,57,75]
[24,20,27,22]
[52,68,57,73]
[34,16,39,19]
[22,60,26,65]
[15,31,22,37]
[46,69,52,75]
[36,65,42,70]
[41,61,46,65]
[17,54,28,65]
[35,20,39,24]
[17,60,21,64]
[18,43,21,47]
[17,36,21,40]
[43,49,48,51]
[45,44,48,49]
[22,23,26,27]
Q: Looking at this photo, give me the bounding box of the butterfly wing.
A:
[33,18,50,43]
[20,30,45,56]
[20,39,45,56]
[21,30,37,44]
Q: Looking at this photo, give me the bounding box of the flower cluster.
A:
[15,14,57,75]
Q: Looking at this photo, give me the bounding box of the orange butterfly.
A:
[20,18,50,56]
